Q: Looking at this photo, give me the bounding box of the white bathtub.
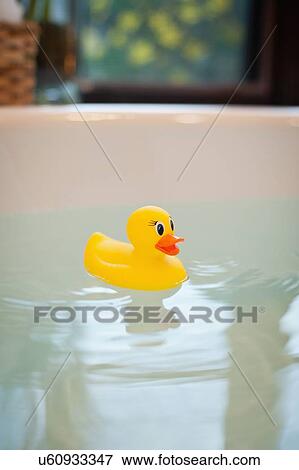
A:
[1,104,299,214]
[0,105,299,450]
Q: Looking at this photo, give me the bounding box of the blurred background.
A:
[0,0,298,105]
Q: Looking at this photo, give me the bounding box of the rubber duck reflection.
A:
[120,288,181,340]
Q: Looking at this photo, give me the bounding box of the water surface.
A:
[0,200,299,449]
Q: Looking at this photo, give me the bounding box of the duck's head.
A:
[127,206,184,256]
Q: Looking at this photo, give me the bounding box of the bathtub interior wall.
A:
[0,105,299,214]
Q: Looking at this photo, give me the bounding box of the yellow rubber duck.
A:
[84,206,187,290]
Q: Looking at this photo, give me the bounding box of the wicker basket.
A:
[0,21,40,105]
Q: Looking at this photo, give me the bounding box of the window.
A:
[24,0,282,104]
[76,0,251,86]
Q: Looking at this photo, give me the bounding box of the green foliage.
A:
[78,0,250,84]
[25,0,51,21]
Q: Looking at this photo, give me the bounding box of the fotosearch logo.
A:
[34,305,263,324]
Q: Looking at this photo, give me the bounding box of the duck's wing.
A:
[98,236,133,263]
[87,255,132,287]
[84,232,133,272]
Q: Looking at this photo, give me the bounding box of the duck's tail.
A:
[84,232,105,273]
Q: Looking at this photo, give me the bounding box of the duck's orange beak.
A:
[155,234,184,256]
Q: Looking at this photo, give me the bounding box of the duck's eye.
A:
[170,218,175,231]
[155,222,164,236]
